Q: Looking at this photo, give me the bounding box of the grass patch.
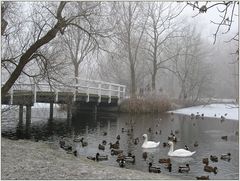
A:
[119,96,171,113]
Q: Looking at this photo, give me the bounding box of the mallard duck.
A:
[116,135,120,140]
[191,113,195,119]
[163,142,167,147]
[80,138,88,147]
[148,128,152,133]
[118,159,126,167]
[196,176,209,180]
[194,141,198,147]
[103,132,107,136]
[220,116,225,122]
[220,153,231,161]
[125,155,135,164]
[155,131,158,135]
[164,163,172,172]
[116,153,125,162]
[210,155,218,162]
[98,144,105,151]
[204,165,217,174]
[134,138,139,145]
[142,134,160,148]
[168,141,196,157]
[73,136,82,142]
[202,158,209,165]
[185,145,189,150]
[159,158,171,164]
[96,153,108,161]
[142,152,147,160]
[73,150,77,157]
[148,163,161,173]
[221,136,228,141]
[102,140,107,145]
[109,141,119,149]
[178,164,190,173]
[111,149,123,155]
[87,156,96,161]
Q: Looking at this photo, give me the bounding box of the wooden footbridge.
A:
[1,78,126,122]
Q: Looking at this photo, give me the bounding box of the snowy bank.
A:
[1,138,188,180]
[2,103,60,109]
[171,104,239,120]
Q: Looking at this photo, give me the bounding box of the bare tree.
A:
[110,2,149,98]
[1,1,105,97]
[144,2,185,91]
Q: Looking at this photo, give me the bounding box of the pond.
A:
[1,107,239,180]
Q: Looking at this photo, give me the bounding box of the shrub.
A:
[119,96,171,113]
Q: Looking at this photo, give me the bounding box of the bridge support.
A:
[19,105,23,123]
[49,102,53,120]
[93,105,97,114]
[67,104,72,120]
[25,105,32,139]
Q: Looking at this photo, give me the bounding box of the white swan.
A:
[168,141,196,157]
[141,134,160,148]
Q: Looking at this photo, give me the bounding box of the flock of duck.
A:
[58,112,234,180]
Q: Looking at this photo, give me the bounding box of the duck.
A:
[134,138,139,145]
[121,128,127,133]
[118,159,126,167]
[109,141,120,149]
[221,136,228,141]
[184,145,189,150]
[204,165,217,174]
[202,158,209,165]
[163,142,167,147]
[224,113,228,116]
[116,135,120,140]
[148,128,152,133]
[148,163,161,173]
[98,144,105,151]
[73,136,82,142]
[159,158,171,164]
[210,155,218,162]
[102,140,107,145]
[116,153,125,162]
[164,163,172,172]
[103,132,107,136]
[194,141,198,147]
[178,164,190,173]
[125,155,135,164]
[73,150,77,157]
[142,152,148,160]
[190,113,195,119]
[80,138,88,147]
[87,156,96,161]
[96,153,108,161]
[220,153,231,160]
[142,134,160,148]
[220,116,225,122]
[196,176,209,180]
[167,141,196,157]
[111,149,123,155]
[59,139,65,148]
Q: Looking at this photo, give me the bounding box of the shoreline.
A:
[1,138,190,180]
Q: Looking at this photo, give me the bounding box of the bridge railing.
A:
[4,78,126,104]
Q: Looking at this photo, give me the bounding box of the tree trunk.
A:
[130,63,136,98]
[1,21,65,98]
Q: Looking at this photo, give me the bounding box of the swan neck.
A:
[169,144,174,153]
[144,136,148,143]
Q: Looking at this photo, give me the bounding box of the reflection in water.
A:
[1,110,239,180]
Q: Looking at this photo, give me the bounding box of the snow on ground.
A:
[1,103,60,109]
[171,104,239,120]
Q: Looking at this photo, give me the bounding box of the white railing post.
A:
[86,82,89,102]
[117,86,121,104]
[10,87,13,105]
[55,90,58,102]
[34,83,37,103]
[98,83,101,103]
[123,86,126,98]
[108,84,111,103]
